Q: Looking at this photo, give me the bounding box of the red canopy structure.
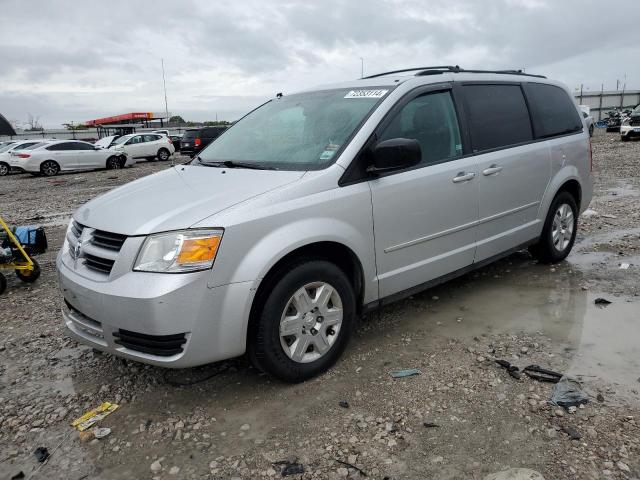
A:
[85,112,165,127]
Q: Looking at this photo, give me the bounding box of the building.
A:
[574,89,640,121]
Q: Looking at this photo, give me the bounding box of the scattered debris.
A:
[334,458,368,477]
[594,297,612,306]
[339,400,350,409]
[78,430,94,443]
[273,459,305,476]
[596,393,605,402]
[389,368,421,378]
[550,376,589,408]
[423,422,440,428]
[495,359,522,379]
[33,447,49,463]
[71,402,119,431]
[561,425,582,440]
[522,365,562,383]
[619,263,630,269]
[93,427,112,439]
[581,208,598,217]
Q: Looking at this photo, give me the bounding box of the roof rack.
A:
[363,65,546,79]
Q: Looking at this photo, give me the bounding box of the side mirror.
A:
[369,138,421,173]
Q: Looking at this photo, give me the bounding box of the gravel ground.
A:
[0,134,639,480]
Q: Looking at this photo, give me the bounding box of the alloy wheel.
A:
[552,203,574,252]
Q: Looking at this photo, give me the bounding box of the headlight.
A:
[133,229,223,273]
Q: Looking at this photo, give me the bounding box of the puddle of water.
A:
[381,277,640,403]
[605,185,640,198]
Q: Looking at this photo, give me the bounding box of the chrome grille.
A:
[91,230,127,251]
[83,253,116,274]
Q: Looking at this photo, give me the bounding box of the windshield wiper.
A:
[197,159,277,170]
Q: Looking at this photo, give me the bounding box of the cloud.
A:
[0,0,638,127]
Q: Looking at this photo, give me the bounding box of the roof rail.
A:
[363,66,461,79]
[363,66,546,79]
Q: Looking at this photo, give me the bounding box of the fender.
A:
[538,166,590,222]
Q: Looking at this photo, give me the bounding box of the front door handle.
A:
[482,164,503,176]
[452,172,476,183]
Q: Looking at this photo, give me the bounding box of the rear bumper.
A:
[57,251,255,368]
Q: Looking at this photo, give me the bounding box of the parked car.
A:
[620,105,640,141]
[94,135,120,149]
[152,129,170,137]
[605,110,623,132]
[0,139,48,176]
[179,126,227,157]
[169,134,182,151]
[109,133,175,161]
[57,67,592,383]
[12,140,130,176]
[581,111,594,137]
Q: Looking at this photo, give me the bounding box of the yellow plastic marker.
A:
[71,402,119,431]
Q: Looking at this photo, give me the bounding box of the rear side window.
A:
[524,83,582,138]
[182,130,197,140]
[47,142,74,151]
[463,84,533,152]
[144,135,160,142]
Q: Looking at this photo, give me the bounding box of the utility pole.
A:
[359,57,364,79]
[579,84,583,105]
[161,59,169,124]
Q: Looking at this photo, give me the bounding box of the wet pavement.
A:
[1,133,639,479]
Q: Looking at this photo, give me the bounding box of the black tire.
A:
[106,156,122,170]
[0,273,6,295]
[622,135,630,142]
[529,191,578,264]
[16,259,41,283]
[0,162,9,176]
[40,160,60,177]
[248,260,356,383]
[157,148,170,161]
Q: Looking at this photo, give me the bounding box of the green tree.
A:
[169,115,186,124]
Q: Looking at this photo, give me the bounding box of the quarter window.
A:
[524,83,582,138]
[378,91,463,166]
[463,84,533,152]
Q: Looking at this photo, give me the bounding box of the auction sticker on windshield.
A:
[344,89,388,98]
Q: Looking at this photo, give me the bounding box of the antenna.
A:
[161,59,169,123]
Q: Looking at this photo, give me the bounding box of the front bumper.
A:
[57,251,255,367]
[620,125,640,138]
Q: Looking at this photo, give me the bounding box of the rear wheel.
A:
[106,156,121,170]
[529,191,578,264]
[157,148,170,161]
[40,160,60,177]
[0,162,9,176]
[16,259,41,283]
[248,260,356,383]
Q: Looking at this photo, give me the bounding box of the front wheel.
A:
[0,162,9,176]
[248,260,356,383]
[622,135,630,142]
[16,259,41,283]
[529,191,578,264]
[40,160,60,177]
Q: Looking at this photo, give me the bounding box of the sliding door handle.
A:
[452,172,476,183]
[482,164,503,176]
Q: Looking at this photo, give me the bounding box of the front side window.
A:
[144,135,159,142]
[525,83,582,138]
[463,84,533,152]
[378,91,463,166]
[197,87,391,170]
[126,136,144,145]
[70,142,94,150]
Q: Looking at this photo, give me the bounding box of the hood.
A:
[75,165,304,235]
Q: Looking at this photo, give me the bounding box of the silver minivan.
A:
[57,66,592,382]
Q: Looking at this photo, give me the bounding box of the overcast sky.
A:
[1,0,639,128]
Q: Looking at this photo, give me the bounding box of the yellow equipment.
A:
[0,215,42,294]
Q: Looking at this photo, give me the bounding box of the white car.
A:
[0,139,48,176]
[11,140,131,176]
[109,133,175,161]
[94,135,119,149]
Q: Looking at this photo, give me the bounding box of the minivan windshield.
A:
[196,87,391,170]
